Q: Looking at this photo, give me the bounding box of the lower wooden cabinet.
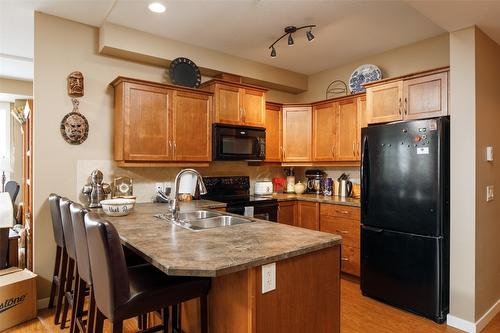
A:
[297,201,319,230]
[277,201,296,225]
[320,203,360,277]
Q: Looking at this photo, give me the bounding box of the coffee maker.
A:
[305,169,326,194]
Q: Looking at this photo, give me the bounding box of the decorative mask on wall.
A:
[68,71,84,97]
[60,98,89,145]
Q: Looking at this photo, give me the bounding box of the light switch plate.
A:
[261,263,276,294]
[486,146,494,161]
[486,185,494,202]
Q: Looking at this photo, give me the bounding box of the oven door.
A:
[226,202,278,222]
[213,124,265,161]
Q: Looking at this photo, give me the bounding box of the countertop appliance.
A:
[201,176,278,221]
[254,180,273,195]
[360,117,449,323]
[213,124,266,161]
[305,169,326,194]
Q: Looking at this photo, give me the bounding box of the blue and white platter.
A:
[348,64,382,93]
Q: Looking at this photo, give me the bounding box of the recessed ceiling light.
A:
[148,2,166,13]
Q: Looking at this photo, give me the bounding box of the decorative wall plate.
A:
[348,64,382,93]
[60,112,89,144]
[169,57,202,88]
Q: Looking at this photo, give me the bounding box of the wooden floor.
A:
[5,277,499,333]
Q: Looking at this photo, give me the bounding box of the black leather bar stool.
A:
[60,197,80,330]
[70,203,94,333]
[48,193,68,325]
[84,213,210,333]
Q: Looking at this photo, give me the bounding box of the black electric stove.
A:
[201,176,278,221]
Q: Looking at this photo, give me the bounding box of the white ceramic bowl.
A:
[100,198,136,217]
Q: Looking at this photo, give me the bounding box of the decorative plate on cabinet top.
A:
[169,57,202,88]
[348,64,382,93]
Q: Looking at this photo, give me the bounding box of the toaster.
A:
[254,181,273,195]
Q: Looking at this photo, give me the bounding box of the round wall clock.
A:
[169,57,202,88]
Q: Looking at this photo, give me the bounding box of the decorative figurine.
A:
[60,98,89,145]
[68,71,84,97]
[82,170,111,208]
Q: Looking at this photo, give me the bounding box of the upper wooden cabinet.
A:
[265,102,283,162]
[365,68,449,125]
[311,95,362,162]
[282,106,312,162]
[201,80,266,127]
[111,77,213,165]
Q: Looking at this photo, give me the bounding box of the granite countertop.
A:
[97,202,341,278]
[270,193,361,207]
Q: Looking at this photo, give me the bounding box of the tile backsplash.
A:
[76,160,285,203]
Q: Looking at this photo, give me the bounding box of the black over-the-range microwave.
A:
[212,124,266,161]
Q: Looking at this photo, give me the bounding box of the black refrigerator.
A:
[360,117,449,323]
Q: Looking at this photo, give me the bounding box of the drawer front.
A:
[341,245,360,277]
[320,204,360,220]
[320,216,360,248]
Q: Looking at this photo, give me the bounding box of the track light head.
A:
[270,46,277,58]
[288,34,294,46]
[306,29,315,42]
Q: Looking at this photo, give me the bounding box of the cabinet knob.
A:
[336,229,349,234]
[335,210,349,215]
[404,97,408,115]
[341,257,350,262]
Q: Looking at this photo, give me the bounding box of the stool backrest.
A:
[84,213,130,319]
[60,197,76,260]
[70,203,91,285]
[5,181,19,203]
[49,194,65,248]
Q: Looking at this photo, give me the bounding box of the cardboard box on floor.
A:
[0,267,37,331]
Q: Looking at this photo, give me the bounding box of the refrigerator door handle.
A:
[361,135,370,215]
[362,225,383,233]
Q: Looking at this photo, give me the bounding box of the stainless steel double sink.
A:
[155,210,253,231]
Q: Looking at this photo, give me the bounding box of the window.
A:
[0,102,11,179]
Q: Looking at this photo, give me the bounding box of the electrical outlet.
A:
[486,185,494,202]
[155,182,164,193]
[261,262,276,294]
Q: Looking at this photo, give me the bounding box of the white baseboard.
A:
[476,298,500,332]
[37,297,49,310]
[447,314,476,333]
[447,298,500,333]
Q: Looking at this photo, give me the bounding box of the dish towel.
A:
[244,206,254,218]
[0,192,14,228]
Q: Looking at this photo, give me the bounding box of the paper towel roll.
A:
[178,173,197,195]
[0,192,14,228]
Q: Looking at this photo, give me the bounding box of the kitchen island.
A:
[98,202,342,333]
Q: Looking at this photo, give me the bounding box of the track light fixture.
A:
[269,25,316,57]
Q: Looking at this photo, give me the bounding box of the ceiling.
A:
[1,0,500,83]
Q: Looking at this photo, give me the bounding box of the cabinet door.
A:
[282,106,312,162]
[366,81,403,124]
[265,103,282,162]
[403,72,448,120]
[242,88,266,127]
[172,91,212,161]
[312,102,336,161]
[278,201,296,225]
[214,84,242,125]
[297,201,319,230]
[124,83,172,161]
[335,99,359,161]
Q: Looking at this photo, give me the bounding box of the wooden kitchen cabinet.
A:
[320,203,360,276]
[403,72,448,120]
[312,101,337,161]
[111,77,213,165]
[282,106,312,162]
[265,102,283,162]
[171,90,212,161]
[201,80,266,127]
[297,201,319,230]
[366,81,403,125]
[277,201,296,226]
[335,98,360,161]
[365,67,449,125]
